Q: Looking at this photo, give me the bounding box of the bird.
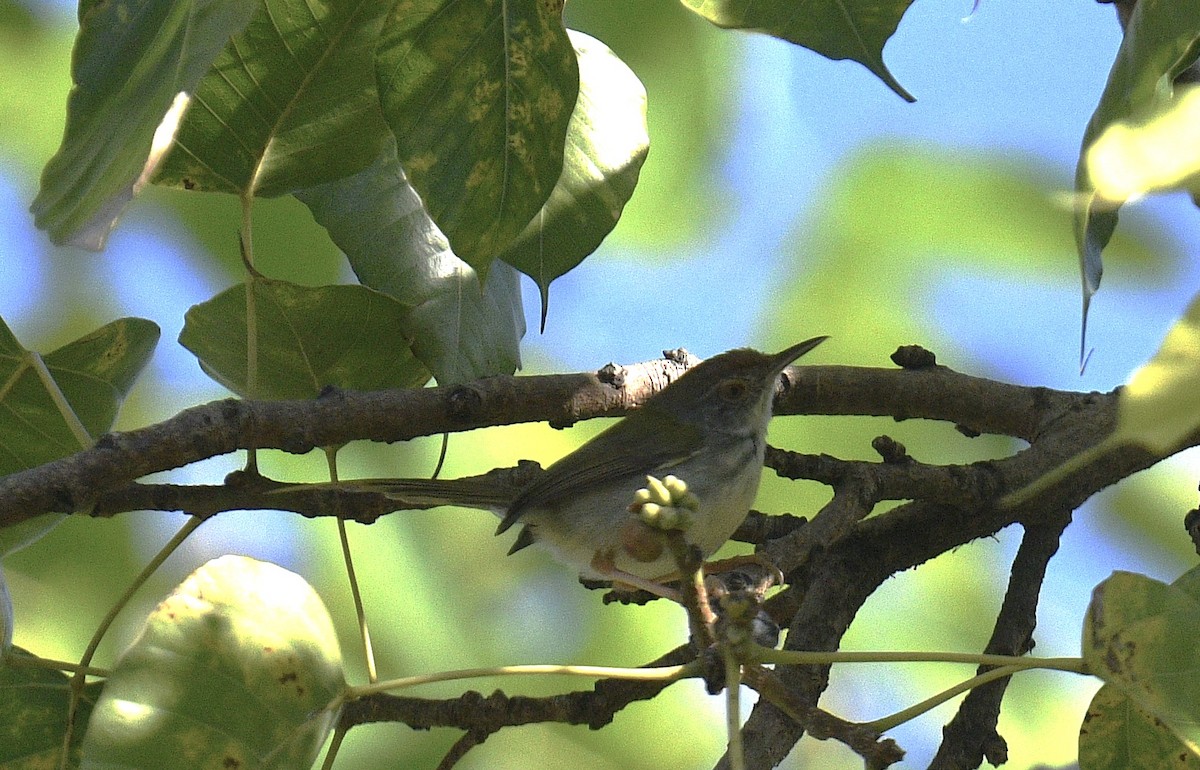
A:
[327,338,827,594]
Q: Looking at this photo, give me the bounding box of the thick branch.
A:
[0,360,1107,530]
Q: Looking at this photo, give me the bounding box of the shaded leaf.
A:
[498,30,648,328]
[1074,0,1200,333]
[0,316,159,552]
[680,0,915,101]
[179,276,428,400]
[376,0,580,271]
[81,556,344,769]
[0,316,161,468]
[1083,571,1200,757]
[294,137,524,384]
[31,0,257,248]
[0,568,9,655]
[153,0,392,197]
[0,648,105,770]
[1079,682,1200,770]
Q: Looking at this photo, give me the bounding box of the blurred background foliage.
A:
[2,0,1199,767]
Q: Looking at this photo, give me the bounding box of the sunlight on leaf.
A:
[1074,0,1200,339]
[153,0,392,197]
[679,0,915,101]
[295,137,525,384]
[30,0,257,248]
[81,556,345,769]
[1112,289,1200,455]
[0,647,104,768]
[498,30,649,329]
[1083,570,1200,760]
[179,277,428,400]
[376,0,580,271]
[1087,85,1200,203]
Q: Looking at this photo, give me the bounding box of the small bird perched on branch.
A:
[338,338,827,595]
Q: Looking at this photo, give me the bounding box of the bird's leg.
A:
[590,552,682,602]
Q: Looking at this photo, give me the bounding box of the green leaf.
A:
[679,0,915,102]
[179,276,428,400]
[375,0,580,271]
[0,648,105,769]
[1112,289,1200,455]
[1083,571,1200,757]
[1074,0,1200,330]
[153,0,392,197]
[81,556,344,770]
[497,30,648,328]
[0,316,159,552]
[1085,85,1200,205]
[30,0,257,248]
[1079,682,1200,770]
[0,316,160,469]
[294,137,525,384]
[0,568,10,654]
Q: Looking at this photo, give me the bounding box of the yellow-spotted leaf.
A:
[497,30,649,328]
[375,0,579,272]
[81,556,345,770]
[1082,571,1200,759]
[1079,682,1200,770]
[179,277,428,400]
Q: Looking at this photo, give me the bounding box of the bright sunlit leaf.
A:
[375,0,580,272]
[1083,570,1200,759]
[294,137,525,384]
[81,556,345,769]
[180,276,429,400]
[1113,290,1200,454]
[680,0,915,101]
[498,30,649,328]
[1087,86,1200,204]
[1074,0,1200,335]
[30,0,257,248]
[0,647,104,768]
[153,0,392,197]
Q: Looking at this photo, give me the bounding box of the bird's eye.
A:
[718,378,750,401]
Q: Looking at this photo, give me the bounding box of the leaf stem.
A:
[28,351,92,449]
[748,646,1088,674]
[864,664,1025,733]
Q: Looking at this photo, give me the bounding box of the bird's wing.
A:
[497,408,702,534]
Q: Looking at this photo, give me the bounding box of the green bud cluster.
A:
[633,475,700,531]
